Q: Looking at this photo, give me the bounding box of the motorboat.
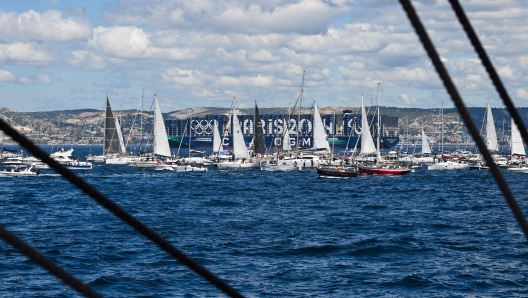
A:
[260,159,302,171]
[428,161,470,170]
[0,165,40,177]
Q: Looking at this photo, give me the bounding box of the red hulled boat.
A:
[358,165,411,175]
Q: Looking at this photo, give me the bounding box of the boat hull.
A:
[261,165,301,171]
[172,165,208,172]
[428,162,470,170]
[216,161,260,169]
[469,165,489,170]
[64,165,93,170]
[316,167,358,177]
[358,166,411,175]
[507,167,528,172]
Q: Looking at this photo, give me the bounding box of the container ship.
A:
[165,110,400,150]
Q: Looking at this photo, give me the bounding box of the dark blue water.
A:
[1,145,528,297]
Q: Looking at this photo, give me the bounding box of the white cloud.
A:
[397,93,417,105]
[102,0,353,34]
[0,43,55,65]
[0,10,92,43]
[0,70,16,82]
[36,74,52,84]
[5,0,528,111]
[497,66,516,81]
[0,71,52,85]
[191,89,216,98]
[516,88,528,100]
[87,26,201,60]
[248,49,279,62]
[17,77,32,84]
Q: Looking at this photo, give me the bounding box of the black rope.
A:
[0,118,244,298]
[398,0,528,240]
[447,0,528,154]
[0,225,102,298]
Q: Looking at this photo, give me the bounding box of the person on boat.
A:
[35,169,40,176]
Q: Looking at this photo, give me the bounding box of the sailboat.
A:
[278,100,328,168]
[210,119,231,163]
[317,98,366,177]
[428,102,469,170]
[506,117,527,172]
[102,97,139,165]
[253,102,266,156]
[485,102,499,153]
[136,95,172,168]
[412,130,434,164]
[170,115,209,171]
[312,101,331,153]
[510,117,526,158]
[282,122,292,151]
[260,106,302,171]
[470,102,507,170]
[213,119,224,153]
[354,95,377,163]
[180,115,212,167]
[216,101,260,170]
[358,83,411,175]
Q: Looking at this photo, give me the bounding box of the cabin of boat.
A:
[316,166,358,177]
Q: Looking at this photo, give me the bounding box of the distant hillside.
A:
[0,105,526,144]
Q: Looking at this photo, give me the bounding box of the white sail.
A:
[232,108,249,159]
[312,101,330,151]
[283,123,291,151]
[153,95,172,157]
[421,130,431,154]
[511,117,526,156]
[360,96,377,155]
[213,119,223,153]
[486,102,498,151]
[115,117,126,154]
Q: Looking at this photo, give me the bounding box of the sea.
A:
[1,144,528,297]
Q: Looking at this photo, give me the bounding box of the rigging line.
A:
[0,224,102,298]
[0,118,245,298]
[448,0,528,153]
[398,0,528,240]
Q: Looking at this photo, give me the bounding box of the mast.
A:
[139,88,144,153]
[441,101,444,153]
[188,114,192,157]
[296,70,305,150]
[332,111,335,156]
[376,82,381,167]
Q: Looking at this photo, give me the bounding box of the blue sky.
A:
[1,0,527,112]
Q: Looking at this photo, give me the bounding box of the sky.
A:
[1,0,527,112]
